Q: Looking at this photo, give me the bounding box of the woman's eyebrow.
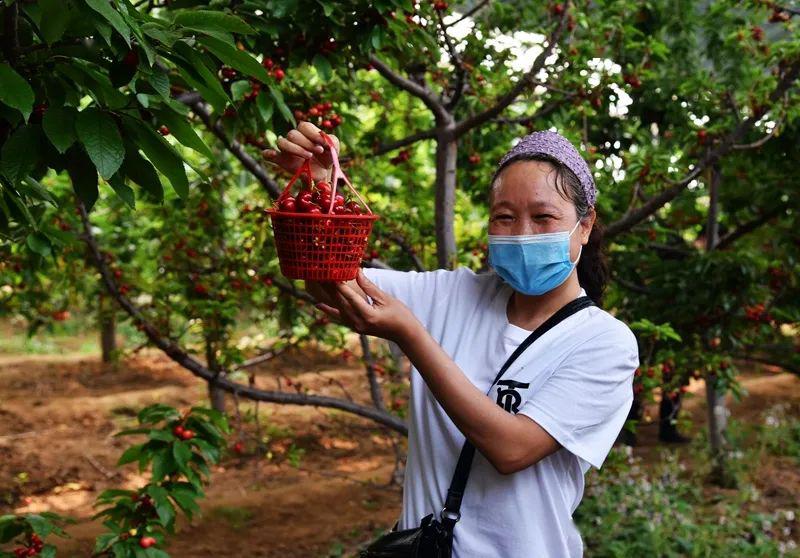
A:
[492,199,560,211]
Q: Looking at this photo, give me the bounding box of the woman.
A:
[264,122,639,557]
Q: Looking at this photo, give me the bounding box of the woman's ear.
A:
[581,207,596,244]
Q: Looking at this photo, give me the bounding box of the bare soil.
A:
[1,350,798,557]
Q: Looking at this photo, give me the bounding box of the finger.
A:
[287,129,324,154]
[316,303,342,320]
[262,149,302,172]
[335,280,375,316]
[297,121,326,147]
[277,136,314,159]
[355,270,384,304]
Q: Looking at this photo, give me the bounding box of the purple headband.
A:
[496,131,597,207]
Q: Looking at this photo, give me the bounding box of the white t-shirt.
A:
[363,266,639,558]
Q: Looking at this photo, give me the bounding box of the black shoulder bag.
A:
[360,296,596,558]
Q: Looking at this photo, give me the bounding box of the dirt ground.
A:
[1,348,799,557]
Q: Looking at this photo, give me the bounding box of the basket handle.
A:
[276,158,314,205]
[320,132,373,215]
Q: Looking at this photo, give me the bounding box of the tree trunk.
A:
[704,164,734,486]
[99,294,117,363]
[435,125,458,269]
[205,336,227,413]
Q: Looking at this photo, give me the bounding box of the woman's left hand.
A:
[314,271,420,344]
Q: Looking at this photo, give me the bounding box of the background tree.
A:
[0,0,798,488]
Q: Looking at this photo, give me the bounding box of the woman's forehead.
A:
[491,161,570,209]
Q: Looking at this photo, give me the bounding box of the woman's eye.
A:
[535,215,554,220]
[492,215,512,221]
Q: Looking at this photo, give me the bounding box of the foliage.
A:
[0,404,230,557]
[91,404,230,556]
[0,513,73,558]
[575,443,798,557]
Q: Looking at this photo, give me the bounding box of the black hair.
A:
[491,155,610,307]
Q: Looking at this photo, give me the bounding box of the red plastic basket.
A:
[267,132,379,281]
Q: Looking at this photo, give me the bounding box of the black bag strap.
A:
[439,295,596,531]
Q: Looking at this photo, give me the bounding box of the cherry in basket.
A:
[266,132,378,281]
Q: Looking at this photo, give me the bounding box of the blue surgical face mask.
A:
[488,220,582,296]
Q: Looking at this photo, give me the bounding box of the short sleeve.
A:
[516,324,639,469]
[362,267,461,330]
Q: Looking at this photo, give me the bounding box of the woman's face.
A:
[489,160,595,259]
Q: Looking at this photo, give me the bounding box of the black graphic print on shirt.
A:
[495,379,531,414]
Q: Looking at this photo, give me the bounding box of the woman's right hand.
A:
[262,121,341,182]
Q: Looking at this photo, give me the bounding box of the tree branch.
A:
[435,10,467,110]
[716,207,784,250]
[76,198,407,435]
[177,92,282,199]
[360,335,387,412]
[731,115,785,150]
[368,56,450,123]
[605,58,800,239]
[451,7,569,138]
[343,128,437,163]
[444,0,490,28]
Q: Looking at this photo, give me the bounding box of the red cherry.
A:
[307,206,322,214]
[122,49,139,67]
[308,107,320,117]
[158,125,170,136]
[233,441,244,454]
[344,201,363,215]
[139,537,157,549]
[172,425,185,437]
[433,1,448,11]
[193,284,208,296]
[322,119,333,129]
[278,197,297,212]
[262,57,274,69]
[697,129,708,144]
[468,153,481,165]
[180,429,195,440]
[552,3,564,15]
[316,181,332,195]
[296,190,315,212]
[273,68,285,82]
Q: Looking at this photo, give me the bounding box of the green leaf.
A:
[151,448,173,482]
[230,79,251,101]
[312,54,333,81]
[0,125,41,184]
[66,147,99,211]
[19,176,57,206]
[255,93,273,124]
[26,514,54,537]
[39,0,70,43]
[145,485,175,528]
[117,444,142,466]
[121,117,188,198]
[147,70,171,101]
[199,35,270,83]
[83,0,131,47]
[268,85,295,126]
[75,108,125,179]
[155,109,213,158]
[26,232,51,258]
[121,145,163,202]
[0,515,25,544]
[172,440,192,470]
[108,173,135,209]
[0,63,35,121]
[148,429,174,442]
[42,105,77,153]
[169,42,230,113]
[172,10,255,34]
